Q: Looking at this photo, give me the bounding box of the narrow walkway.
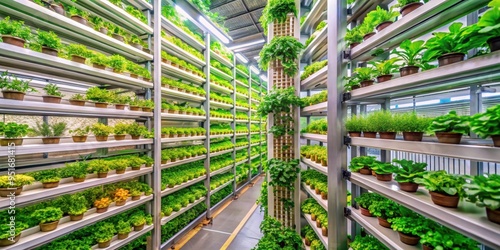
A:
[180,177,264,250]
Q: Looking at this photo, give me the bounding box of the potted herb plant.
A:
[349,156,377,175]
[129,156,145,170]
[37,30,62,57]
[391,39,426,76]
[141,155,153,167]
[42,83,64,103]
[354,192,385,217]
[64,161,88,182]
[69,126,90,143]
[130,188,143,200]
[69,93,86,106]
[32,207,63,232]
[86,86,114,108]
[113,123,129,140]
[0,222,27,246]
[128,123,147,139]
[353,67,376,87]
[464,174,500,224]
[111,26,127,43]
[116,220,132,240]
[130,213,146,231]
[369,58,400,83]
[397,0,424,17]
[258,36,304,77]
[470,104,500,147]
[94,222,116,248]
[108,54,127,73]
[369,199,402,228]
[0,122,29,146]
[110,159,128,174]
[394,112,431,141]
[393,159,426,192]
[94,197,112,213]
[345,27,363,49]
[477,0,500,52]
[113,188,130,206]
[67,5,89,25]
[67,44,92,64]
[31,122,67,144]
[415,170,466,208]
[90,122,113,142]
[420,226,478,250]
[31,169,61,188]
[345,114,365,137]
[129,98,142,111]
[0,174,34,197]
[89,52,109,70]
[49,2,65,16]
[390,216,431,245]
[141,99,154,112]
[428,110,469,144]
[0,73,37,101]
[89,159,110,178]
[366,6,399,32]
[371,162,397,181]
[0,17,32,48]
[67,193,88,221]
[369,110,397,139]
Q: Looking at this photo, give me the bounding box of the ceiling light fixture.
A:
[250,65,260,74]
[174,5,190,22]
[260,75,268,82]
[228,39,265,50]
[198,16,230,44]
[235,53,248,64]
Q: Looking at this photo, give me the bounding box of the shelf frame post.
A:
[203,32,212,219]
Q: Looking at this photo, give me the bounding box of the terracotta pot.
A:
[491,135,500,147]
[112,34,124,42]
[130,73,138,79]
[42,181,59,188]
[429,191,459,208]
[42,47,58,57]
[350,42,360,49]
[399,232,420,245]
[400,66,420,77]
[95,102,108,108]
[316,219,321,228]
[360,80,374,87]
[352,85,360,90]
[423,245,434,250]
[115,200,126,206]
[376,173,393,181]
[305,237,311,246]
[71,55,86,64]
[0,187,21,197]
[398,182,419,192]
[96,135,109,141]
[321,192,327,200]
[359,167,371,175]
[131,135,141,140]
[42,95,62,104]
[360,207,373,217]
[132,166,141,170]
[363,132,377,138]
[487,37,500,52]
[40,220,59,232]
[401,2,423,16]
[115,104,126,110]
[0,138,23,146]
[96,207,108,213]
[132,195,141,201]
[322,226,328,236]
[134,223,145,231]
[363,32,376,41]
[376,21,393,32]
[2,35,25,47]
[50,4,65,15]
[98,172,108,178]
[72,135,87,143]
[379,132,396,139]
[349,132,361,137]
[130,106,140,111]
[403,132,423,141]
[116,169,125,174]
[130,43,143,51]
[99,27,108,35]
[42,137,60,144]
[377,74,393,83]
[2,90,25,101]
[71,15,87,25]
[0,234,20,246]
[486,208,500,224]
[73,177,85,182]
[438,53,465,67]
[114,134,126,141]
[69,99,85,106]
[98,240,111,248]
[435,132,462,144]
[143,77,150,82]
[118,232,129,240]
[142,107,152,112]
[311,214,316,221]
[70,214,84,221]
[93,64,106,70]
[378,217,391,228]
[315,187,321,195]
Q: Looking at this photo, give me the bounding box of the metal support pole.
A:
[232,55,237,195]
[470,85,483,176]
[204,32,212,219]
[380,99,391,163]
[248,68,252,181]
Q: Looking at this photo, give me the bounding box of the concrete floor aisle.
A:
[180,176,264,250]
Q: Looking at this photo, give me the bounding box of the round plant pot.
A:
[379,132,396,140]
[0,187,20,197]
[377,74,393,83]
[376,173,393,181]
[97,172,108,178]
[0,234,20,246]
[134,223,145,231]
[491,135,500,147]
[316,219,321,228]
[41,47,58,57]
[429,191,459,208]
[130,43,143,51]
[311,214,316,221]
[118,232,129,240]
[96,135,109,142]
[99,27,108,35]
[72,135,87,143]
[359,167,372,175]
[2,90,26,101]
[116,169,125,174]
[95,102,108,108]
[437,53,465,67]
[70,214,84,221]
[50,4,65,15]
[0,138,23,146]
[305,237,311,246]
[70,15,87,25]
[321,192,327,200]
[360,80,374,87]
[322,226,328,236]
[486,208,500,224]
[130,73,138,79]
[130,106,141,111]
[93,64,106,70]
[376,21,393,32]
[1,35,25,48]
[398,182,419,192]
[400,66,420,77]
[115,200,126,206]
[132,166,141,170]
[363,132,377,138]
[435,132,462,144]
[114,134,126,141]
[360,207,373,217]
[402,132,423,141]
[115,104,126,110]
[42,181,59,188]
[131,135,141,140]
[398,232,420,245]
[112,34,125,42]
[42,95,62,104]
[487,37,500,52]
[142,107,152,112]
[71,55,87,64]
[42,137,61,144]
[349,132,361,138]
[40,220,59,232]
[363,32,376,41]
[69,99,85,106]
[350,42,360,49]
[98,240,111,248]
[96,207,108,213]
[132,195,141,201]
[73,177,85,182]
[423,245,434,250]
[400,2,423,17]
[378,217,391,228]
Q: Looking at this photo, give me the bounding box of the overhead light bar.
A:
[174,5,189,21]
[198,16,230,44]
[250,65,259,74]
[260,75,267,82]
[254,56,260,60]
[235,53,248,64]
[228,39,265,50]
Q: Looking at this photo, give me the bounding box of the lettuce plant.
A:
[393,159,427,183]
[428,110,469,135]
[470,104,500,139]
[414,170,466,197]
[464,174,500,210]
[477,0,500,39]
[37,31,62,50]
[369,58,401,76]
[0,16,32,41]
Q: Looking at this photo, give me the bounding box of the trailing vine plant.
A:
[259,36,304,77]
[259,0,297,35]
[257,87,303,137]
[268,158,300,211]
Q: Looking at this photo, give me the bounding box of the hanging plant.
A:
[258,36,304,77]
[268,158,300,211]
[259,0,297,35]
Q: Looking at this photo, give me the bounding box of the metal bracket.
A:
[343,50,351,60]
[342,168,351,181]
[203,217,213,226]
[343,136,351,146]
[347,8,352,15]
[342,92,351,102]
[344,207,351,217]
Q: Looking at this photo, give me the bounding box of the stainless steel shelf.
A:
[211,117,234,122]
[94,224,154,250]
[161,175,206,197]
[302,183,327,210]
[124,0,152,10]
[348,51,500,101]
[301,157,328,175]
[210,165,232,177]
[301,102,327,116]
[0,138,153,157]
[161,113,206,121]
[235,106,249,111]
[301,0,327,34]
[162,38,205,68]
[236,80,249,88]
[161,136,206,143]
[161,62,206,84]
[0,0,152,61]
[300,66,327,90]
[161,155,206,170]
[211,51,233,68]
[161,87,206,102]
[301,133,327,143]
[350,172,500,249]
[211,67,233,81]
[0,43,153,89]
[301,27,327,62]
[236,68,249,78]
[347,207,419,250]
[210,180,233,195]
[210,149,234,157]
[210,83,234,94]
[161,16,205,51]
[161,197,206,225]
[303,212,329,248]
[210,101,233,109]
[350,137,500,163]
[236,91,249,99]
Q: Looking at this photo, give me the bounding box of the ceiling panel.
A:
[224,14,255,31]
[229,26,259,39]
[212,0,247,19]
[243,0,266,11]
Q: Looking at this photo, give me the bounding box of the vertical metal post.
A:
[204,32,212,219]
[327,0,347,249]
[380,99,391,163]
[470,85,483,176]
[232,55,237,195]
[152,0,162,248]
[247,68,253,181]
[359,104,366,157]
[259,81,263,173]
[42,116,49,159]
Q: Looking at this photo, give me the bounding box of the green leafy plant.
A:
[43,83,64,97]
[370,162,397,175]
[94,222,116,243]
[88,159,110,174]
[90,123,113,136]
[365,6,399,27]
[113,123,129,135]
[345,114,365,132]
[67,194,88,216]
[420,226,478,249]
[70,93,86,101]
[393,112,431,133]
[477,1,500,42]
[365,110,396,132]
[29,169,61,183]
[32,207,63,224]
[345,27,363,46]
[252,216,303,250]
[130,213,146,226]
[390,216,435,237]
[354,192,385,209]
[0,16,32,41]
[259,0,297,35]
[393,159,427,183]
[0,174,34,188]
[414,170,466,197]
[349,156,377,172]
[31,122,67,137]
[301,61,327,80]
[353,67,376,82]
[89,53,109,67]
[369,58,400,76]
[428,110,469,135]
[86,86,114,103]
[69,126,89,136]
[351,235,388,250]
[64,161,88,179]
[0,222,28,240]
[470,104,500,140]
[391,39,426,67]
[259,36,304,77]
[464,174,500,211]
[0,73,37,93]
[116,220,132,234]
[37,30,62,50]
[108,54,127,72]
[0,122,29,138]
[369,199,402,219]
[127,123,147,137]
[66,44,92,58]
